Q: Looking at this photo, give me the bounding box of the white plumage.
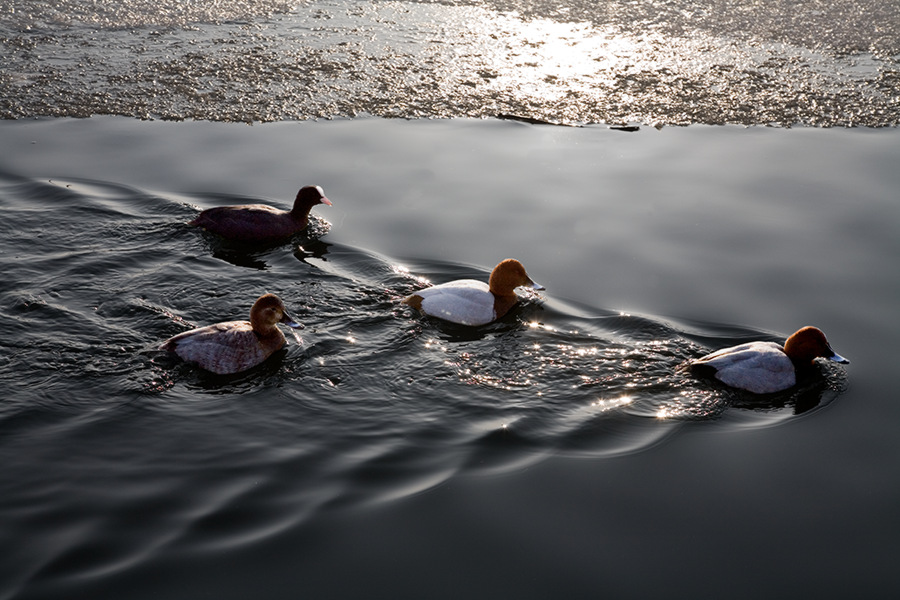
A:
[692,341,796,394]
[690,326,849,394]
[402,259,544,327]
[416,280,497,326]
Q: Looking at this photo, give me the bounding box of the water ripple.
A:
[0,173,851,594]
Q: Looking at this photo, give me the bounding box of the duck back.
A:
[691,341,795,394]
[161,320,287,375]
[190,204,301,244]
[414,280,497,326]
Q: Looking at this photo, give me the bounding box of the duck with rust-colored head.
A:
[190,185,332,244]
[689,326,849,394]
[159,293,302,375]
[402,259,544,326]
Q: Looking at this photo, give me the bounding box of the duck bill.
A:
[281,310,304,329]
[320,197,333,206]
[527,279,545,291]
[827,351,849,364]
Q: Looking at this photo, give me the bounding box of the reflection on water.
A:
[0,116,877,598]
[198,216,333,269]
[0,171,849,452]
[1,0,897,126]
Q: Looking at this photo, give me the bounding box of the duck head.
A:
[783,326,848,366]
[292,185,332,214]
[488,258,545,296]
[250,293,303,333]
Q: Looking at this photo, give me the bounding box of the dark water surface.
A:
[1,117,898,598]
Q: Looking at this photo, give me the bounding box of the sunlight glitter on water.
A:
[392,264,430,287]
[527,321,557,333]
[591,395,634,412]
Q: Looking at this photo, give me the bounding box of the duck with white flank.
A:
[403,259,544,326]
[689,326,849,394]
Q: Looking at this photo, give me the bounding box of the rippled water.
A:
[2,117,896,598]
[0,167,839,518]
[2,0,898,125]
[0,176,840,595]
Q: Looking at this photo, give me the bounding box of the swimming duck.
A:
[159,293,301,375]
[189,185,332,244]
[689,326,849,394]
[402,259,544,326]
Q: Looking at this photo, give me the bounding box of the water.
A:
[1,1,900,599]
[1,117,898,598]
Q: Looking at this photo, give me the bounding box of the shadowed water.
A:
[0,155,858,597]
[0,64,897,597]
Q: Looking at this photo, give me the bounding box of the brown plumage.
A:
[190,185,331,244]
[159,293,302,375]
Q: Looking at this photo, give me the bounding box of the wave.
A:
[0,172,849,595]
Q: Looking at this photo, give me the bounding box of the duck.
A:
[402,258,544,326]
[159,293,302,375]
[189,185,332,244]
[689,326,849,394]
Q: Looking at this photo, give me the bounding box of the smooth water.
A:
[1,117,898,599]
